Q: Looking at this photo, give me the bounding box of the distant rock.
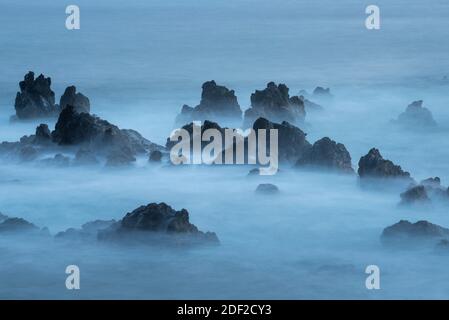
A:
[358,148,412,182]
[56,219,116,241]
[313,86,332,98]
[0,212,8,223]
[381,220,449,246]
[301,96,324,112]
[175,81,242,125]
[98,202,219,245]
[0,217,39,233]
[394,100,437,128]
[255,183,279,194]
[59,86,90,114]
[18,145,38,162]
[14,72,59,119]
[296,137,353,173]
[243,82,306,127]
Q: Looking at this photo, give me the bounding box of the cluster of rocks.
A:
[1,203,218,246]
[399,177,449,206]
[175,81,242,125]
[243,82,306,127]
[393,100,437,129]
[13,71,90,120]
[1,105,164,166]
[298,86,333,107]
[381,220,449,250]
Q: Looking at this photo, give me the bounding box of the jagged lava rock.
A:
[14,71,58,119]
[243,82,305,127]
[98,202,219,245]
[175,81,242,125]
[400,185,430,205]
[358,148,412,181]
[296,137,353,173]
[59,86,90,114]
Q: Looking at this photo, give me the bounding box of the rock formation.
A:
[175,81,242,125]
[296,137,353,173]
[381,220,449,246]
[14,72,59,119]
[59,86,90,114]
[243,82,306,127]
[255,183,279,194]
[358,148,412,181]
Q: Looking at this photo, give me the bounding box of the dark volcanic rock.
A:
[381,220,449,245]
[243,82,306,127]
[395,100,437,128]
[400,185,430,205]
[255,183,279,194]
[175,81,242,125]
[296,137,353,173]
[19,145,38,161]
[99,202,219,245]
[358,148,412,181]
[149,150,162,162]
[253,117,311,163]
[0,217,39,233]
[35,124,52,142]
[14,71,58,119]
[52,105,161,156]
[59,86,90,114]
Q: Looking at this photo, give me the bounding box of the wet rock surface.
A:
[14,72,59,119]
[175,81,242,125]
[243,82,306,127]
[296,137,353,173]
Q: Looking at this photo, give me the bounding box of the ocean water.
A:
[1,0,449,299]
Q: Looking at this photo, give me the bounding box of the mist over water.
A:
[1,0,449,299]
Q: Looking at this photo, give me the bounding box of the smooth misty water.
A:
[1,0,449,299]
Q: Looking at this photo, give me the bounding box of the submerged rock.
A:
[98,202,219,245]
[296,137,353,173]
[394,100,437,128]
[175,81,242,125]
[14,72,58,119]
[59,86,90,114]
[74,147,99,165]
[381,220,449,246]
[41,153,71,167]
[358,148,412,181]
[255,183,279,194]
[243,82,306,127]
